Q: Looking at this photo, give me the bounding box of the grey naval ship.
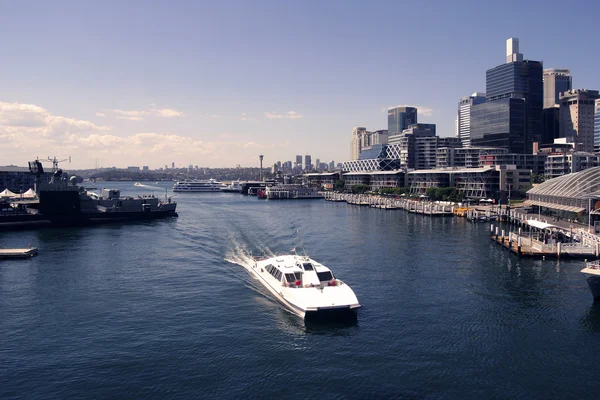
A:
[0,159,177,229]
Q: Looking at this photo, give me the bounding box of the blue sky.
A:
[1,0,599,168]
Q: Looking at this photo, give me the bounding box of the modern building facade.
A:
[407,165,530,200]
[0,166,42,193]
[594,99,600,153]
[543,69,572,109]
[387,106,417,136]
[471,38,543,154]
[526,167,600,218]
[351,127,388,160]
[295,155,303,169]
[559,89,600,153]
[457,92,486,147]
[544,152,600,179]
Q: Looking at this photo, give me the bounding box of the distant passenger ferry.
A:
[172,179,224,192]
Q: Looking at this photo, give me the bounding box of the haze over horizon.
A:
[1,0,599,169]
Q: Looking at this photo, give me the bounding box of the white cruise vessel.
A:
[247,253,360,319]
[172,178,224,192]
[264,185,323,200]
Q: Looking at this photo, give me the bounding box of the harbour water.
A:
[1,182,599,399]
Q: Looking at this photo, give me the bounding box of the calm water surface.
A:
[1,182,599,399]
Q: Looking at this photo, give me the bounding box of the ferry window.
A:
[302,263,314,271]
[285,273,295,282]
[294,272,302,280]
[317,271,334,282]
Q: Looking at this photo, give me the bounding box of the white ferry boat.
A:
[264,185,323,200]
[222,180,243,193]
[247,253,360,319]
[172,179,224,192]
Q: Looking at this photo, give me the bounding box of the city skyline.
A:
[1,1,599,168]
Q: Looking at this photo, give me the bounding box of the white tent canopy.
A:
[21,188,36,198]
[0,189,17,198]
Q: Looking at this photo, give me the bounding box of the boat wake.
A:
[224,235,275,272]
[133,182,163,190]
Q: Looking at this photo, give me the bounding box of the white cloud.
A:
[240,112,258,122]
[116,116,144,121]
[0,101,293,168]
[99,107,185,121]
[0,102,111,137]
[205,113,221,119]
[264,111,303,120]
[388,105,433,117]
[156,108,184,118]
[112,109,150,118]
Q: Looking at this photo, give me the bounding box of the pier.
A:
[323,193,454,215]
[489,223,600,259]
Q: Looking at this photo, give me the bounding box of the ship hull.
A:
[586,275,600,302]
[0,211,177,230]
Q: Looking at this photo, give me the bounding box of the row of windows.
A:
[265,264,282,281]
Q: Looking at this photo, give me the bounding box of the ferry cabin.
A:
[260,258,336,289]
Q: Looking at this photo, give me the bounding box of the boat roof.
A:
[255,254,331,273]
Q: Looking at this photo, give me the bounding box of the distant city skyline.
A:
[1,1,599,168]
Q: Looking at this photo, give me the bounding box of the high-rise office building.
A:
[351,127,367,160]
[471,38,543,154]
[543,69,572,109]
[387,106,417,136]
[559,89,600,153]
[304,155,312,171]
[295,155,302,169]
[351,127,388,160]
[542,106,560,145]
[457,92,486,147]
[595,99,600,153]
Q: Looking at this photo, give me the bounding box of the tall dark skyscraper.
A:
[471,38,543,154]
[387,106,417,136]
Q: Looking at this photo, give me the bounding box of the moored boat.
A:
[246,253,360,319]
[582,260,600,301]
[222,180,243,193]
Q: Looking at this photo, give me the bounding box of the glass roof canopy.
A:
[527,167,600,213]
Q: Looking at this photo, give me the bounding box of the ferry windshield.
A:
[302,263,314,271]
[317,271,334,282]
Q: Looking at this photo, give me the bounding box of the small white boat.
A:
[222,180,243,193]
[247,253,360,319]
[582,260,600,301]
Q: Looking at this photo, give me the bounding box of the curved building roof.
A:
[528,167,600,199]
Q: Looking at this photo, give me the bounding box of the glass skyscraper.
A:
[387,106,417,136]
[471,38,543,154]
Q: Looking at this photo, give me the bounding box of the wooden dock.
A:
[491,234,599,259]
[0,247,38,259]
